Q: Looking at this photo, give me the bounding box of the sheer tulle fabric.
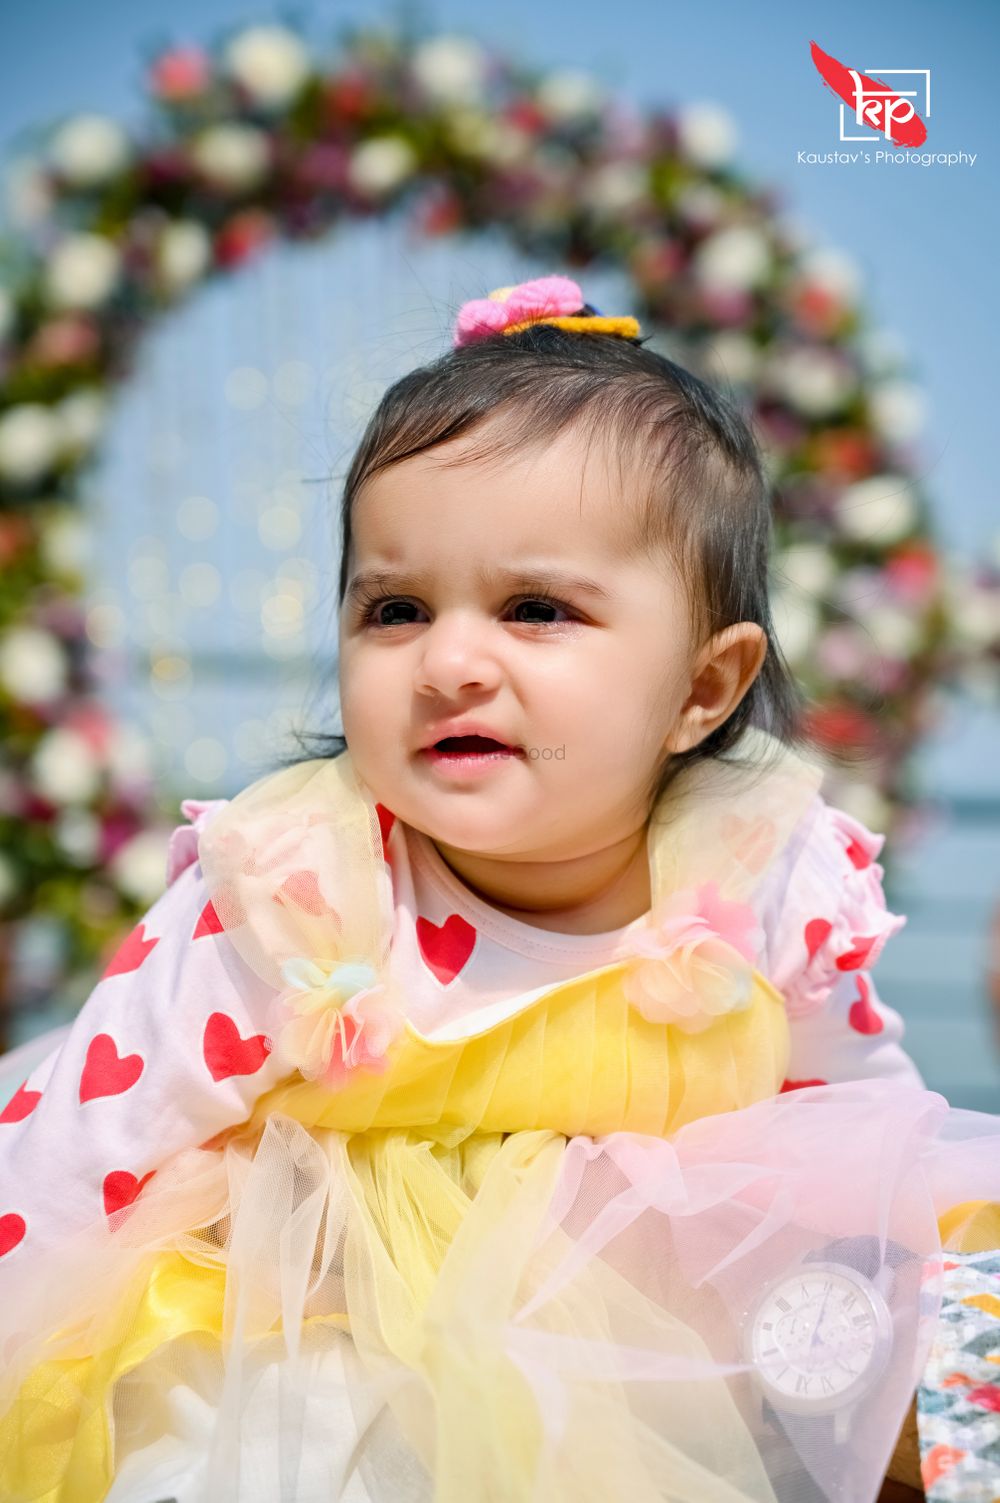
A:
[3,1079,1000,1502]
[4,736,998,1502]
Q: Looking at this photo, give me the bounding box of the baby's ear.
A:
[669,623,767,752]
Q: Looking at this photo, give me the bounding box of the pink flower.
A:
[622,881,765,1034]
[148,47,212,101]
[453,275,584,347]
[270,956,403,1087]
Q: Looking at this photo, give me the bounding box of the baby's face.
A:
[337,419,699,862]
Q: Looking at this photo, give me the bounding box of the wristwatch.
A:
[737,1235,923,1492]
[741,1258,893,1440]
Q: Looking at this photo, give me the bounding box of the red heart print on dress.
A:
[416,914,477,985]
[80,1034,145,1102]
[103,1169,156,1218]
[0,1082,42,1124]
[273,869,333,917]
[836,934,878,971]
[0,1213,26,1259]
[203,1012,272,1081]
[193,899,225,940]
[804,918,832,961]
[844,836,873,870]
[101,922,159,979]
[779,1078,829,1092]
[848,974,884,1034]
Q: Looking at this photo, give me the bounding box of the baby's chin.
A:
[380,779,552,856]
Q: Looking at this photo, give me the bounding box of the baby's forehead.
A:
[356,418,650,558]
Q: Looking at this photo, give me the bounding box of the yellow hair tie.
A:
[502,313,641,339]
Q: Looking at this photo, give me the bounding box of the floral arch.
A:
[0,20,996,1040]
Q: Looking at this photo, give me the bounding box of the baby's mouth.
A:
[428,735,523,758]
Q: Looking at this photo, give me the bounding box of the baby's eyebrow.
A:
[346,566,615,603]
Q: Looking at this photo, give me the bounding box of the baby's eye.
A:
[510,595,572,625]
[357,593,575,629]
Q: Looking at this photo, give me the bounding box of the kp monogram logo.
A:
[840,67,930,141]
[810,42,930,149]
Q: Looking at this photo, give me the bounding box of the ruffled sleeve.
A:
[165,797,230,887]
[762,794,924,1089]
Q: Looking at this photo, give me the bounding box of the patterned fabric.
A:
[918,1249,1000,1500]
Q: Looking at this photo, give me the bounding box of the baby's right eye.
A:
[355,596,423,628]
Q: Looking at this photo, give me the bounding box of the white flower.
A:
[110,829,172,905]
[55,809,101,865]
[30,727,101,805]
[536,69,605,122]
[191,123,271,192]
[41,508,91,576]
[224,24,310,106]
[675,183,726,228]
[775,543,837,600]
[676,103,738,168]
[796,247,862,304]
[701,332,760,386]
[0,287,13,342]
[411,36,487,105]
[0,403,61,484]
[944,572,1000,647]
[865,604,923,660]
[157,220,212,293]
[868,381,926,444]
[692,225,771,293]
[855,327,908,378]
[446,112,529,166]
[837,475,917,545]
[582,163,649,215]
[348,136,418,196]
[45,233,120,311]
[57,388,107,455]
[774,347,855,418]
[49,114,130,187]
[0,625,68,703]
[770,589,820,665]
[105,723,153,785]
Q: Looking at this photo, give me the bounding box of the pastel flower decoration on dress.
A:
[452,274,641,347]
[272,955,404,1087]
[622,880,765,1034]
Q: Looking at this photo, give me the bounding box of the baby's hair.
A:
[283,308,827,808]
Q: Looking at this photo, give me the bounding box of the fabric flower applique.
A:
[621,880,765,1034]
[269,955,404,1087]
[453,275,584,346]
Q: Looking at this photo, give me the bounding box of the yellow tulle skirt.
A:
[3,1072,1000,1503]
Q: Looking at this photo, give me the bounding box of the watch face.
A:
[743,1261,893,1414]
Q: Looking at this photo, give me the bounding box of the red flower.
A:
[148,47,211,102]
[215,210,276,268]
[802,701,879,752]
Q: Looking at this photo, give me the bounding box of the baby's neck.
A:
[428,825,653,936]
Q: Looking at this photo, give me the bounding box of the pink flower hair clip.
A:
[453,274,641,348]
